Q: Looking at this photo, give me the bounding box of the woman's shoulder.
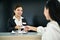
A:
[48,21,59,26]
[47,20,60,28]
[8,17,15,22]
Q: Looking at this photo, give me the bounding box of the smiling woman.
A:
[7,3,28,32]
[0,0,46,32]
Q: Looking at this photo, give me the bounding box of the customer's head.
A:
[13,3,23,17]
[44,0,60,24]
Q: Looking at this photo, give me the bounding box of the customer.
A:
[25,0,60,40]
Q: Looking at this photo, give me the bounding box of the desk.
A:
[0,32,41,40]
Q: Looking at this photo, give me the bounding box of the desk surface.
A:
[0,32,41,36]
[0,32,41,40]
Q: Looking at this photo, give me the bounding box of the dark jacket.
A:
[8,17,28,32]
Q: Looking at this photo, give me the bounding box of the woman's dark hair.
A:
[13,3,23,15]
[13,3,23,10]
[45,0,60,25]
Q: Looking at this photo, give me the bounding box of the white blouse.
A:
[13,16,23,26]
[37,21,60,40]
[12,16,26,33]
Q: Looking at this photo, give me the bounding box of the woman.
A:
[8,4,28,33]
[25,0,60,40]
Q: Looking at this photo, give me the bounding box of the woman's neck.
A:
[15,15,21,21]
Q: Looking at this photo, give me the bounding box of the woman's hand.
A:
[15,25,21,30]
[24,26,30,32]
[24,26,37,32]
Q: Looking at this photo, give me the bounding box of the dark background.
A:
[0,0,48,32]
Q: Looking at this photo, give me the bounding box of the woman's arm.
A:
[25,26,46,34]
[28,26,37,31]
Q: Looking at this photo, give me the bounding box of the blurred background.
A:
[0,0,48,32]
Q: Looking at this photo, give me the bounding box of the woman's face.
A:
[14,7,23,17]
[44,7,51,20]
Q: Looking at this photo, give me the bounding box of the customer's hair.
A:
[45,0,60,25]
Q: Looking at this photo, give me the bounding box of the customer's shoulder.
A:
[48,21,59,27]
[49,21,58,25]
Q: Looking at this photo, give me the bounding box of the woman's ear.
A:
[14,10,15,13]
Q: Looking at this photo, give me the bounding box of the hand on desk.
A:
[24,26,37,32]
[14,25,37,32]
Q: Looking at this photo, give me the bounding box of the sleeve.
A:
[36,21,59,35]
[37,26,46,34]
[7,18,17,32]
[42,21,60,40]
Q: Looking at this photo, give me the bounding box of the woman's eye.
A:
[17,9,20,11]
